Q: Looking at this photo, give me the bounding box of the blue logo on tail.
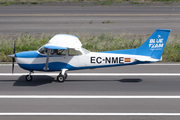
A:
[137,28,171,60]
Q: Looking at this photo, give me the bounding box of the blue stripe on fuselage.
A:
[67,61,153,70]
[18,62,68,71]
[16,51,46,58]
[15,51,62,58]
[18,61,153,72]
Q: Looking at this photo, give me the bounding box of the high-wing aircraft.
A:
[9,28,171,82]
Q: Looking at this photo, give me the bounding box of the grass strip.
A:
[0,32,179,62]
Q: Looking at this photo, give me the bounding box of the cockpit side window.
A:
[38,47,67,56]
[50,49,66,56]
[68,49,82,56]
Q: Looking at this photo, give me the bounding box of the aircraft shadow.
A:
[66,78,142,83]
[13,75,56,86]
[119,78,142,83]
[11,76,142,86]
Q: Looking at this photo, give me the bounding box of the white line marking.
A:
[1,14,180,17]
[0,64,18,66]
[0,113,180,116]
[69,73,180,76]
[0,95,180,98]
[0,73,180,76]
[138,64,180,65]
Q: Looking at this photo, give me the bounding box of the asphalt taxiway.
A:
[0,64,180,120]
[0,3,180,35]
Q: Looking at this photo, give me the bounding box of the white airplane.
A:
[9,28,171,82]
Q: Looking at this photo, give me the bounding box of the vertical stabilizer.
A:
[137,28,171,60]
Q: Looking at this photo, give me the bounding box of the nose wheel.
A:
[25,71,33,81]
[25,75,32,81]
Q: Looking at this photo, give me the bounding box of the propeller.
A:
[8,39,16,74]
[12,40,15,74]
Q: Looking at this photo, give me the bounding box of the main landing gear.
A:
[25,71,33,82]
[57,69,68,83]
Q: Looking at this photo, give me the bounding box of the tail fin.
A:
[136,28,171,60]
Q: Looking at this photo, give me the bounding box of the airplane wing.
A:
[44,34,82,50]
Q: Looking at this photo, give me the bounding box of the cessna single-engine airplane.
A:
[9,28,171,82]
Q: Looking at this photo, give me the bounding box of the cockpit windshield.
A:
[38,46,47,54]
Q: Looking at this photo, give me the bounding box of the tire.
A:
[57,75,65,82]
[59,72,68,80]
[25,75,32,81]
[64,72,68,79]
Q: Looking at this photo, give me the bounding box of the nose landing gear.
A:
[25,71,33,81]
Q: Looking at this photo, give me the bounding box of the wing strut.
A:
[44,48,50,70]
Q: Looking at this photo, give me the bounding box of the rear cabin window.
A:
[81,48,90,54]
[68,49,82,56]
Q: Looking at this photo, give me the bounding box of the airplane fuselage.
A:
[15,50,151,72]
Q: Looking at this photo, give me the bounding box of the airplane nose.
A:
[8,54,15,58]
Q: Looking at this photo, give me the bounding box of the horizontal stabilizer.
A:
[135,57,159,62]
